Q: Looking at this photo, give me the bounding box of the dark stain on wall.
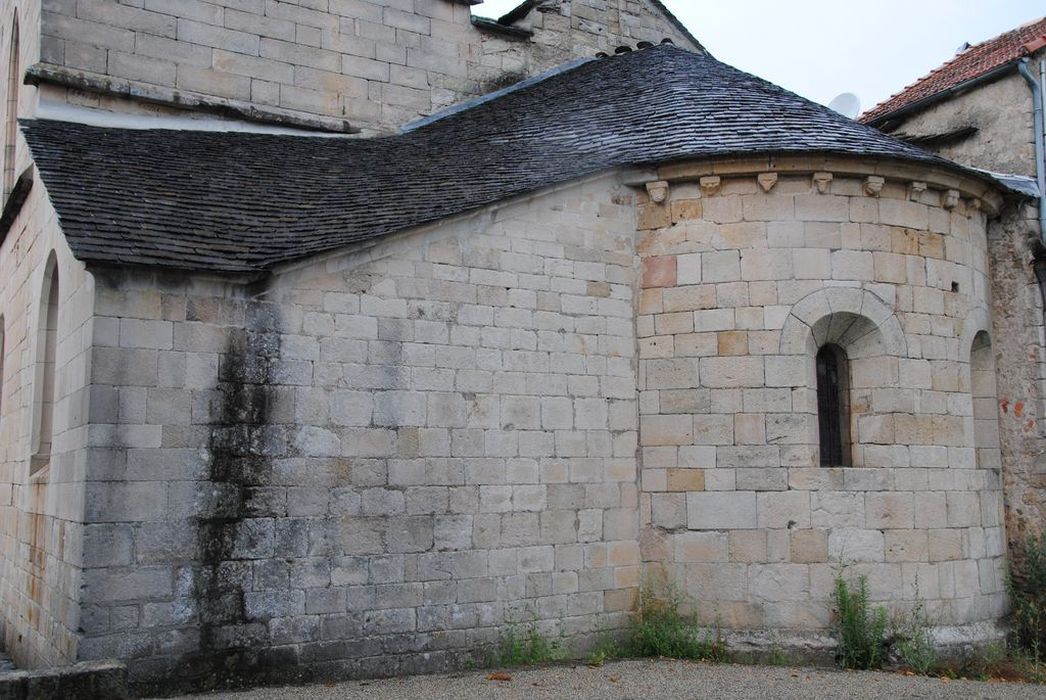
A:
[174,300,286,692]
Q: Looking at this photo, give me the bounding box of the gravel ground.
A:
[169,658,1045,700]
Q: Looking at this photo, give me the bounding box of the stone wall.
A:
[634,161,1009,639]
[75,174,641,692]
[872,57,1046,548]
[0,0,91,668]
[36,0,698,133]
[987,199,1046,543]
[0,174,94,667]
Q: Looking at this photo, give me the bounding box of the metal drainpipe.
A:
[1018,58,1046,241]
[1018,58,1046,321]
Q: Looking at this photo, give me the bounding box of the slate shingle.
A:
[22,45,990,274]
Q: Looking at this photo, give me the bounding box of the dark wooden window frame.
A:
[816,344,851,467]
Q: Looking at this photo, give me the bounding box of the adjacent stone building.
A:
[0,1,1042,695]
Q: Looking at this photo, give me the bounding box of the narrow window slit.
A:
[816,344,851,467]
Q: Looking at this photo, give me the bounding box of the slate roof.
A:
[861,16,1046,124]
[24,44,983,274]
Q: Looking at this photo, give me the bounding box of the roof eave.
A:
[470,15,533,39]
[864,61,1019,128]
[0,167,33,246]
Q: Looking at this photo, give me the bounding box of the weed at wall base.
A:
[832,574,887,670]
[483,583,737,671]
[891,589,938,675]
[1009,528,1046,664]
[628,587,728,662]
[488,626,563,668]
[585,632,624,667]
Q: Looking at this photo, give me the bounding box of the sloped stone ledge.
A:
[0,660,129,699]
[25,63,358,135]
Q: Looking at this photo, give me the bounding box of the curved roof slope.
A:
[861,16,1046,124]
[24,44,970,274]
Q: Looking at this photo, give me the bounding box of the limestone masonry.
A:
[0,1,1042,695]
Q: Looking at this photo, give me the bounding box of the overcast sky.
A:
[475,1,1045,113]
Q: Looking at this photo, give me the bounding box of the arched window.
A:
[3,13,19,199]
[970,331,1001,470]
[31,257,58,475]
[816,344,851,467]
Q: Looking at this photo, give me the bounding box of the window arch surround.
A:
[780,288,907,358]
[4,12,18,199]
[31,254,59,476]
[780,288,908,468]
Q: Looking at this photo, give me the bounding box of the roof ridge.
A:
[957,15,1045,53]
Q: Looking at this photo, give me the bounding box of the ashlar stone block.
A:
[865,492,915,529]
[687,491,757,530]
[757,491,811,529]
[827,528,885,563]
[640,415,693,446]
[701,251,741,282]
[789,530,827,564]
[699,357,764,388]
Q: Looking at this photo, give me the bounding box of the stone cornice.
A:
[633,155,1006,215]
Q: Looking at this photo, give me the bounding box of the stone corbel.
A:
[812,172,833,194]
[863,176,885,197]
[968,198,982,215]
[757,173,778,192]
[942,189,960,210]
[699,176,721,197]
[908,181,927,201]
[645,180,669,204]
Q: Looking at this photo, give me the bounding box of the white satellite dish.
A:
[828,92,861,119]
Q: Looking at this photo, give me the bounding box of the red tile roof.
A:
[860,16,1046,124]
